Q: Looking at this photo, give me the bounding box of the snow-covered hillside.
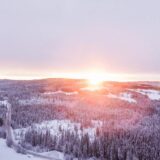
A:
[44,90,78,96]
[107,93,136,103]
[0,138,43,160]
[131,89,160,100]
[14,120,102,142]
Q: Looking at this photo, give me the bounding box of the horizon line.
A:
[0,72,160,82]
[0,77,160,83]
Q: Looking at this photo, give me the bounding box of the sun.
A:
[88,78,103,86]
[85,73,106,91]
[86,72,106,87]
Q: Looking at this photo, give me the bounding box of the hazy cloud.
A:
[0,0,160,78]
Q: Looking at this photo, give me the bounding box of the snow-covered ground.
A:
[107,93,136,103]
[18,97,53,105]
[0,100,8,106]
[44,90,78,96]
[19,97,77,107]
[40,151,64,160]
[131,89,160,100]
[18,91,78,106]
[14,120,102,142]
[0,138,44,160]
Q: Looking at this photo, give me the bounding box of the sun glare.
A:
[85,73,106,91]
[87,72,106,85]
[88,78,104,86]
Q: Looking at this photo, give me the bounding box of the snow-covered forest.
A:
[1,79,160,160]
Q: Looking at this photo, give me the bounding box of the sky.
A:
[0,0,160,81]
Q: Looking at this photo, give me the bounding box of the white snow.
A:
[19,91,78,106]
[40,150,64,160]
[0,100,8,106]
[14,120,102,142]
[44,90,78,96]
[131,89,160,100]
[107,93,136,103]
[0,138,44,160]
[19,97,53,105]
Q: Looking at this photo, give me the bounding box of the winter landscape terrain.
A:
[2,0,160,159]
[0,79,160,160]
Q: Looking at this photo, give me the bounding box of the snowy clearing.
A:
[18,91,78,106]
[131,89,160,100]
[44,90,78,96]
[107,93,136,103]
[18,97,53,105]
[14,120,102,142]
[0,138,44,160]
